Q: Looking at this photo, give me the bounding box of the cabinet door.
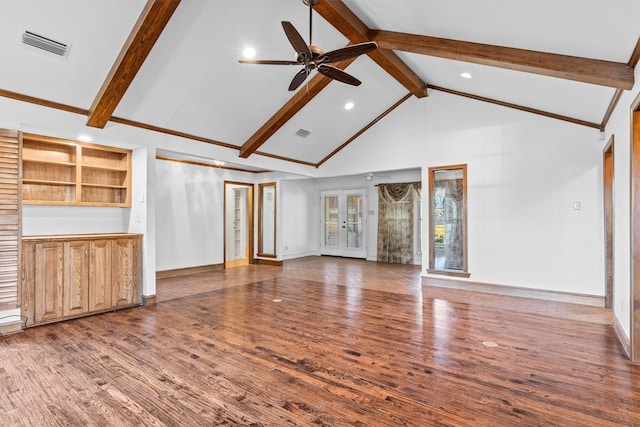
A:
[34,242,64,323]
[112,238,140,307]
[89,240,112,311]
[63,241,89,316]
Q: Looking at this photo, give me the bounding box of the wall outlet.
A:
[573,201,581,210]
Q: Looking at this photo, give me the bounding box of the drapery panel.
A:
[377,182,421,264]
[436,179,464,270]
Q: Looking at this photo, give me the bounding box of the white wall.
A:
[155,159,224,271]
[126,146,154,297]
[426,111,602,295]
[319,92,605,296]
[22,205,126,235]
[280,178,318,259]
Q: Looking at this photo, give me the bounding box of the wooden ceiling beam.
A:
[601,37,640,129]
[314,0,427,98]
[371,30,635,90]
[86,0,181,128]
[238,58,357,159]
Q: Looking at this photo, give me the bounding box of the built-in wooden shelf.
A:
[23,159,76,167]
[81,183,128,189]
[23,179,75,185]
[22,133,132,207]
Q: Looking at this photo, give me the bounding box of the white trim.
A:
[422,276,605,307]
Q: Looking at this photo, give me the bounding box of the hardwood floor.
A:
[1,256,638,426]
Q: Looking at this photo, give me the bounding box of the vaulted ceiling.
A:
[1,0,638,171]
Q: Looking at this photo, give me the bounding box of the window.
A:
[428,164,470,277]
[257,182,276,258]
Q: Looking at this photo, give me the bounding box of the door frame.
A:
[631,92,640,362]
[603,136,614,309]
[223,181,254,268]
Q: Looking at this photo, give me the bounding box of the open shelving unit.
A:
[22,134,132,207]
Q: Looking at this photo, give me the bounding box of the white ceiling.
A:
[0,0,638,170]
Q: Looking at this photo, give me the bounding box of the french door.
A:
[321,189,366,258]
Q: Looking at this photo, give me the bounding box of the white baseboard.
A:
[613,314,631,360]
[422,276,605,307]
[283,250,320,261]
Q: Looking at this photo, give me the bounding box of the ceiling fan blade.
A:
[282,21,311,60]
[239,59,299,65]
[317,42,378,64]
[317,65,361,86]
[288,68,309,91]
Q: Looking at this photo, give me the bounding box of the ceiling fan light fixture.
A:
[460,72,473,79]
[344,102,354,110]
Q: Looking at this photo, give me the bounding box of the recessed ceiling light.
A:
[77,134,93,142]
[243,47,256,59]
[460,72,473,79]
[344,102,354,110]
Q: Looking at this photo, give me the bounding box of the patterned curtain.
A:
[377,182,421,264]
[439,179,464,270]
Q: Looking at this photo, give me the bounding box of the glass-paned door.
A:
[321,190,366,258]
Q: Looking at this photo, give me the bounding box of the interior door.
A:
[321,190,366,258]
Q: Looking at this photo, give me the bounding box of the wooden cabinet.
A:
[89,239,112,312]
[112,238,139,307]
[21,133,131,207]
[63,240,89,317]
[22,234,142,327]
[34,242,64,323]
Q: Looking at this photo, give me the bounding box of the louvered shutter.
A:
[0,130,21,310]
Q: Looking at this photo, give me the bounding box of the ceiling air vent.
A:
[21,31,69,57]
[295,128,311,138]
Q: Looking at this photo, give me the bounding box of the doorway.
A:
[224,181,254,268]
[320,189,367,258]
[632,95,640,362]
[603,136,614,309]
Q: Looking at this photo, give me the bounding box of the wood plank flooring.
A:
[1,256,638,426]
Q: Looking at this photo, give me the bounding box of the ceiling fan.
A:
[239,0,377,91]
